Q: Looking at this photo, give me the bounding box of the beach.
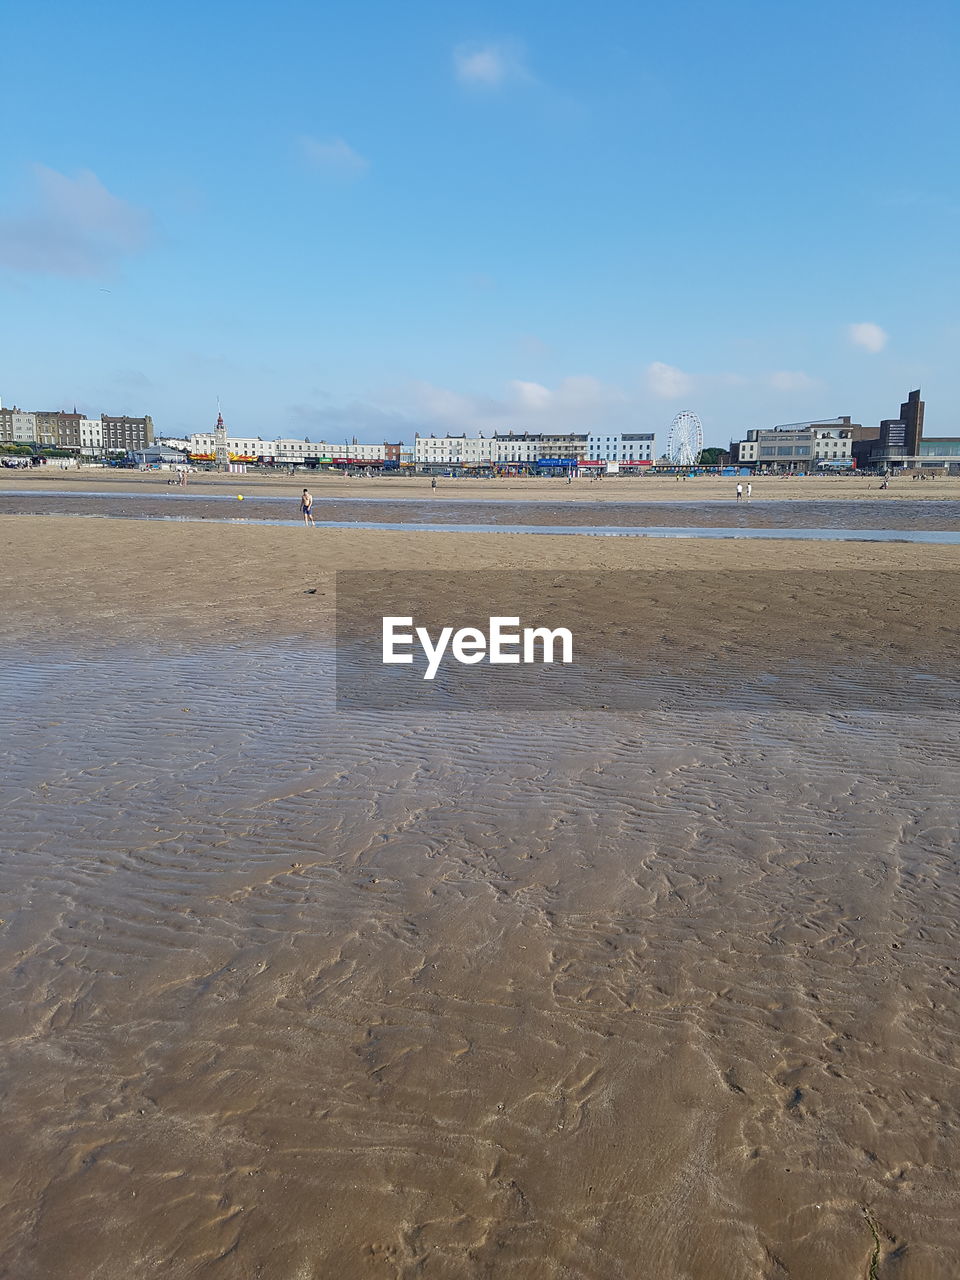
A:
[1,507,959,1278]
[4,467,960,502]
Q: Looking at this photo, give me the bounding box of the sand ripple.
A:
[0,645,958,1277]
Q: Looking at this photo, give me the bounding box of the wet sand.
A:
[5,489,960,532]
[2,515,959,1278]
[4,516,960,647]
[5,467,960,503]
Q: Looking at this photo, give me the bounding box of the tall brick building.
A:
[900,388,925,456]
[101,414,154,452]
[54,412,83,449]
[33,412,61,447]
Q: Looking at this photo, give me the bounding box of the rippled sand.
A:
[1,520,959,1278]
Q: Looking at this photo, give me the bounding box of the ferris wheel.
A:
[665,411,703,467]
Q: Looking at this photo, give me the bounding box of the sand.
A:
[4,465,960,502]
[1,511,959,1279]
[3,515,960,646]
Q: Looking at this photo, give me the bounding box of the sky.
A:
[1,0,958,447]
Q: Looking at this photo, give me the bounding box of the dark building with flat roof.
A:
[900,389,924,455]
[54,412,83,449]
[101,414,154,452]
[858,390,927,469]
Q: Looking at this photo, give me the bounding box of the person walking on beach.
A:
[746,482,752,501]
[736,482,743,502]
[300,488,316,526]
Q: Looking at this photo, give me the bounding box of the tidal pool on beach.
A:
[4,506,960,542]
[1,639,959,1278]
[3,489,960,534]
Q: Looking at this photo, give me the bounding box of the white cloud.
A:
[507,375,624,417]
[300,136,369,179]
[453,41,532,88]
[768,370,817,391]
[287,361,833,448]
[512,380,553,410]
[848,322,888,353]
[402,375,626,434]
[0,165,151,277]
[646,362,694,399]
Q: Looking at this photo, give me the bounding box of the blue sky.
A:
[1,0,958,445]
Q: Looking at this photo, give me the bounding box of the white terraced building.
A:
[188,434,336,463]
[276,438,333,463]
[79,418,103,454]
[414,431,657,468]
[586,432,656,465]
[331,442,389,462]
[414,435,496,467]
[491,434,544,465]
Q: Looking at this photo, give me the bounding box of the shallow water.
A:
[3,490,960,532]
[4,506,960,543]
[1,641,959,1278]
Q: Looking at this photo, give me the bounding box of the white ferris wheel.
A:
[665,411,703,467]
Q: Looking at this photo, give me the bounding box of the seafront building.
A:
[76,420,101,453]
[733,420,856,470]
[0,402,151,455]
[187,432,285,461]
[0,408,38,444]
[855,390,960,470]
[33,412,62,448]
[413,430,657,473]
[586,432,655,467]
[2,393,660,472]
[730,391,960,473]
[185,434,402,467]
[7,384,959,473]
[178,429,659,472]
[415,435,496,468]
[101,415,154,452]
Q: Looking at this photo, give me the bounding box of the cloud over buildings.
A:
[646,362,694,399]
[402,375,627,434]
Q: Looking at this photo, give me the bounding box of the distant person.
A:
[736,482,743,502]
[746,482,752,501]
[301,488,316,526]
[431,476,438,491]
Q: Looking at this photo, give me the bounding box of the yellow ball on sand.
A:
[237,494,244,500]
